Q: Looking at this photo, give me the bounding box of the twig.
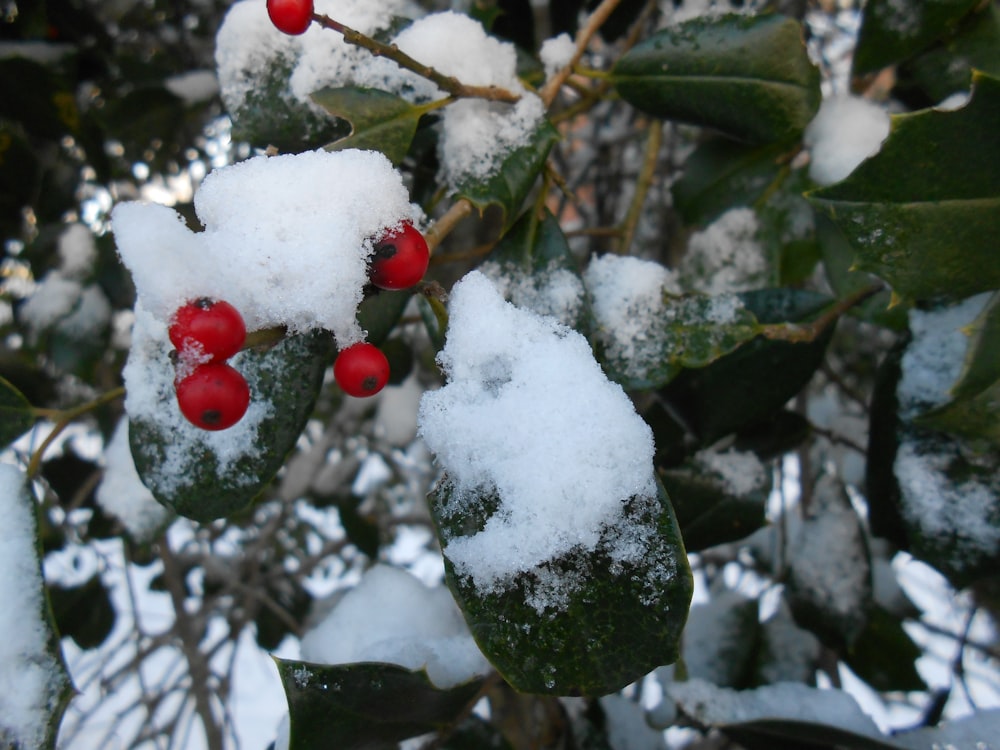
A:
[760,282,886,344]
[617,119,662,255]
[26,386,126,478]
[425,198,474,254]
[312,14,520,103]
[540,0,627,107]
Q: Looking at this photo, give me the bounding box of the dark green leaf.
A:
[48,574,116,650]
[853,0,980,77]
[846,606,926,693]
[947,291,1000,401]
[336,496,381,559]
[455,119,559,227]
[431,477,693,696]
[672,138,789,226]
[660,289,833,444]
[254,583,312,652]
[611,14,821,144]
[809,71,1000,302]
[896,3,1000,106]
[313,87,428,165]
[660,448,770,552]
[0,376,34,449]
[131,331,334,522]
[358,289,413,346]
[752,600,821,685]
[274,658,482,750]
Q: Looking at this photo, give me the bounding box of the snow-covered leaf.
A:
[431,476,693,696]
[660,446,771,552]
[312,86,427,165]
[274,659,483,750]
[0,376,34,449]
[785,475,872,650]
[454,118,558,227]
[893,708,1000,750]
[682,588,760,688]
[130,331,333,522]
[809,71,1000,302]
[0,465,74,750]
[611,14,821,144]
[852,0,980,76]
[753,599,821,686]
[667,679,899,750]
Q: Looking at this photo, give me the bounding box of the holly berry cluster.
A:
[169,223,429,430]
[170,299,251,431]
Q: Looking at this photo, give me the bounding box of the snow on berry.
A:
[169,298,247,364]
[112,148,421,345]
[417,271,659,600]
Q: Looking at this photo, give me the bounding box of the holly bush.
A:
[2,0,1000,748]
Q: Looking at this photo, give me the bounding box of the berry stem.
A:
[311,13,521,104]
[424,198,474,255]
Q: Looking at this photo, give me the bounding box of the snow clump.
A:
[112,148,420,345]
[418,271,658,597]
[299,564,490,688]
[680,207,769,295]
[804,94,890,186]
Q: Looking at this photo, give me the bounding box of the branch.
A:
[312,14,521,103]
[539,0,627,107]
[760,282,886,344]
[617,119,662,255]
[425,198,474,254]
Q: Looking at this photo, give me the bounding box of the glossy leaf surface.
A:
[313,86,427,165]
[0,376,34,449]
[611,14,821,144]
[275,658,483,750]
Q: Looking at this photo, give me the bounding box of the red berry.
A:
[266,0,314,35]
[334,342,390,398]
[176,363,251,431]
[169,298,246,363]
[369,222,430,291]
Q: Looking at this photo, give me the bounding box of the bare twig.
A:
[312,14,520,103]
[617,120,662,255]
[425,198,474,254]
[760,282,886,344]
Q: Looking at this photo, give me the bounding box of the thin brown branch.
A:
[425,198,474,254]
[760,282,886,343]
[313,14,520,103]
[540,0,627,107]
[617,120,662,255]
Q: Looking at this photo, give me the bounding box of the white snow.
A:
[112,148,421,346]
[299,564,490,688]
[96,418,172,541]
[680,207,769,295]
[0,464,66,749]
[584,254,681,381]
[540,33,576,80]
[693,446,768,497]
[57,223,97,279]
[897,293,990,419]
[164,70,220,104]
[417,271,658,598]
[804,95,891,186]
[480,259,585,327]
[17,272,83,334]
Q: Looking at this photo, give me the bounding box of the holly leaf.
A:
[672,138,790,227]
[47,574,116,651]
[948,291,1000,402]
[660,289,833,444]
[312,86,428,165]
[853,0,980,77]
[274,659,483,750]
[0,376,34,449]
[845,606,926,693]
[682,589,760,688]
[130,331,333,522]
[610,14,821,145]
[454,119,559,228]
[431,476,693,696]
[809,71,1000,302]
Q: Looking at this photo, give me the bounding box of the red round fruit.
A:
[175,363,251,431]
[334,342,390,398]
[266,0,314,35]
[169,298,246,363]
[369,222,430,291]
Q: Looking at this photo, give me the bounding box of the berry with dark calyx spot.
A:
[266,0,314,35]
[369,222,430,291]
[334,342,390,398]
[176,363,251,431]
[169,298,247,363]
